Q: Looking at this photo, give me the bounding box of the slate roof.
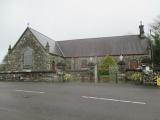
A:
[28,27,149,58]
[29,27,63,56]
[57,35,149,57]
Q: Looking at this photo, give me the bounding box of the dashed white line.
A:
[82,96,146,105]
[15,90,45,94]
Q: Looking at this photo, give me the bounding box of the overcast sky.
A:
[0,0,159,62]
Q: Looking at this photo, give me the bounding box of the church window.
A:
[23,47,33,69]
[65,59,72,70]
[81,59,88,68]
[51,61,55,71]
[129,60,139,70]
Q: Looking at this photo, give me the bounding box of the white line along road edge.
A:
[82,96,146,105]
[16,90,45,94]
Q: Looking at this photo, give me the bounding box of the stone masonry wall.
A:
[65,54,150,71]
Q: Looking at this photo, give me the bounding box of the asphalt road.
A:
[0,82,160,120]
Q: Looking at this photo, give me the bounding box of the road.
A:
[0,82,160,120]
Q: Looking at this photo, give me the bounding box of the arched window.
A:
[23,47,33,69]
[51,61,55,71]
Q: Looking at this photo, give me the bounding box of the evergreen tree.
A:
[98,55,117,75]
[149,16,160,66]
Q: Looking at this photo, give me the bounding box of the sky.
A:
[0,0,160,62]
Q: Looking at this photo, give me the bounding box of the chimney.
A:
[139,21,145,38]
[45,42,50,53]
[8,45,12,54]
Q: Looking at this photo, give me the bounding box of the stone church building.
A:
[0,24,151,81]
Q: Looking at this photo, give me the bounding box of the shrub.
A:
[131,72,142,82]
[64,73,73,81]
[99,75,110,82]
[98,55,117,75]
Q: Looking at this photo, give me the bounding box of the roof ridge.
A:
[59,34,139,42]
[28,27,55,42]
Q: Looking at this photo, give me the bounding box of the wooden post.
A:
[94,56,98,83]
[94,64,98,83]
[116,72,118,84]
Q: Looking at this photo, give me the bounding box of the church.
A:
[0,23,151,81]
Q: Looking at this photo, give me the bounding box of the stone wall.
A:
[0,72,58,82]
[65,55,150,71]
[65,70,91,82]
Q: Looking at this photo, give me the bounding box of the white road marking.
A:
[82,96,146,105]
[15,90,45,94]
